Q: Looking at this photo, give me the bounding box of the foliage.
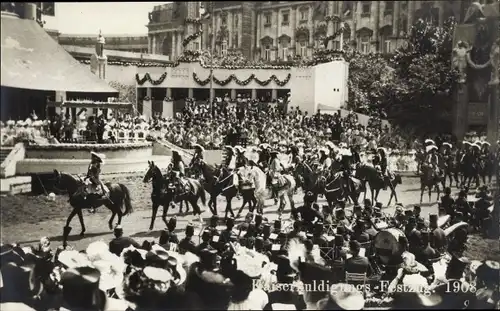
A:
[385,18,459,133]
[109,81,137,105]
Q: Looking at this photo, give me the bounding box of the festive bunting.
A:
[135,72,167,86]
[192,72,291,87]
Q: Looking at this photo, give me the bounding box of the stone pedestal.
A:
[487,85,499,144]
[271,89,278,100]
[162,101,174,119]
[143,100,153,119]
[453,83,468,142]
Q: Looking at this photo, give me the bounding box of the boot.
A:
[62,226,72,248]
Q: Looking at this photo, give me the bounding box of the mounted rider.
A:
[440,142,453,170]
[257,143,271,171]
[190,143,205,178]
[425,144,441,177]
[219,146,239,189]
[269,150,285,188]
[234,146,248,168]
[318,147,332,179]
[170,150,191,195]
[85,151,109,213]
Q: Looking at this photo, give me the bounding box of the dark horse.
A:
[294,161,324,203]
[419,164,442,203]
[193,160,239,219]
[53,170,134,238]
[442,155,459,188]
[319,171,361,207]
[355,164,402,206]
[143,161,176,231]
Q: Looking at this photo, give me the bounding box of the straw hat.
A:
[442,142,452,148]
[425,139,435,145]
[426,145,438,152]
[481,141,491,146]
[57,250,92,268]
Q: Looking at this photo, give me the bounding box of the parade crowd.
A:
[1,184,498,311]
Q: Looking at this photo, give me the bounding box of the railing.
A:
[0,143,26,178]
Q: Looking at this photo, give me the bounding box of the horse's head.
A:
[143,161,162,183]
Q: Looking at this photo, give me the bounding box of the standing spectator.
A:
[108,225,141,256]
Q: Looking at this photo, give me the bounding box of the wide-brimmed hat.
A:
[442,142,452,148]
[90,151,106,163]
[317,283,365,310]
[426,145,438,152]
[377,147,387,154]
[425,139,435,145]
[471,143,481,149]
[225,146,235,153]
[481,141,491,146]
[270,150,279,155]
[193,143,205,152]
[57,250,92,268]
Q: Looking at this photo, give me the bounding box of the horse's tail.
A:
[119,184,134,215]
[197,181,207,206]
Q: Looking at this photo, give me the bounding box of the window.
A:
[233,34,239,48]
[264,45,271,60]
[333,40,340,50]
[385,1,394,14]
[299,40,307,57]
[384,40,391,53]
[360,36,370,54]
[221,41,227,56]
[193,42,200,51]
[221,15,227,25]
[234,14,239,28]
[264,13,272,25]
[281,46,288,59]
[300,8,308,22]
[362,2,371,16]
[282,11,289,25]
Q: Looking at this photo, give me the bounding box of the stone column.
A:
[256,13,261,50]
[188,88,194,98]
[393,2,400,36]
[453,83,468,142]
[171,32,176,59]
[238,12,243,49]
[308,5,313,48]
[152,35,157,55]
[148,35,152,54]
[228,11,233,48]
[209,88,215,101]
[231,89,237,99]
[251,89,257,100]
[487,85,499,144]
[271,89,278,100]
[177,32,182,56]
[407,1,415,34]
[438,2,445,27]
[166,88,172,98]
[290,6,296,52]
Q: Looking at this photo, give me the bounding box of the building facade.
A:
[147,1,467,60]
[58,34,148,53]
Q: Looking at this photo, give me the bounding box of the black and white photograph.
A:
[0,1,499,310]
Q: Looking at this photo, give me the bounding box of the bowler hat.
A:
[185,223,195,236]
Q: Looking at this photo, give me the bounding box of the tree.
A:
[386,18,459,133]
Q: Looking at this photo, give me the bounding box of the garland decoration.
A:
[193,72,291,87]
[184,18,203,26]
[183,31,203,47]
[135,72,167,86]
[320,26,345,48]
[27,142,153,151]
[466,52,491,70]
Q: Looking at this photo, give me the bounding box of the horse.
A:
[478,153,495,186]
[235,166,259,218]
[193,160,239,219]
[294,161,324,203]
[419,164,442,203]
[355,164,402,206]
[166,168,207,223]
[441,154,459,188]
[268,173,296,218]
[460,154,480,189]
[414,150,425,175]
[53,170,133,240]
[143,161,176,231]
[319,171,362,207]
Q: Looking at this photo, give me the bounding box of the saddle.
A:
[177,178,193,194]
[271,174,286,188]
[84,180,109,197]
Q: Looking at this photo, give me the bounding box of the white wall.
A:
[105,65,138,86]
[314,60,349,112]
[289,67,315,114]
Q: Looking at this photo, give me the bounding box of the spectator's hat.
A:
[0,261,41,303]
[193,143,205,152]
[226,216,235,227]
[471,143,481,149]
[426,145,438,152]
[476,260,500,287]
[185,223,195,236]
[446,255,470,279]
[225,145,235,153]
[24,118,32,126]
[234,145,245,153]
[442,142,452,148]
[60,266,107,310]
[463,141,472,146]
[90,151,106,163]
[319,147,328,154]
[16,120,25,127]
[377,147,388,155]
[481,141,491,146]
[167,216,177,231]
[57,250,92,268]
[325,141,335,149]
[317,283,365,310]
[7,120,15,126]
[425,139,436,145]
[270,149,279,155]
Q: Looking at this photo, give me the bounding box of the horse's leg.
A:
[108,211,116,230]
[428,185,432,202]
[420,184,425,204]
[374,189,380,203]
[251,191,258,213]
[190,198,203,223]
[363,181,367,201]
[76,209,86,236]
[370,186,375,204]
[149,201,159,231]
[236,194,247,218]
[288,190,295,211]
[65,208,77,229]
[185,200,191,213]
[224,196,235,219]
[436,183,441,202]
[162,203,170,227]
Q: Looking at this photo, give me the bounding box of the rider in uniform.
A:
[425,145,441,177]
[234,146,248,168]
[219,146,238,191]
[85,151,108,213]
[190,143,205,179]
[375,147,391,189]
[318,148,332,178]
[269,150,284,186]
[171,150,190,195]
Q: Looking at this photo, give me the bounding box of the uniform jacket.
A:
[225,154,236,170]
[86,162,101,184]
[172,160,186,176]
